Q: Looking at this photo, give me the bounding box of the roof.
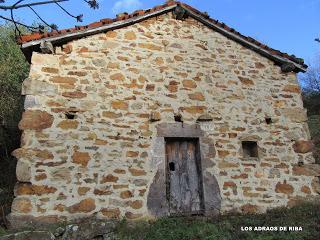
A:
[18,1,307,72]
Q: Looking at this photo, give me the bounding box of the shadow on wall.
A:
[0,126,21,227]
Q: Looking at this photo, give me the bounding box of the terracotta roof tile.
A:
[18,0,306,68]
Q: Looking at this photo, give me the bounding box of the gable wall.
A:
[10,12,319,226]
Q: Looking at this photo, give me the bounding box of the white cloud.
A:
[112,0,143,14]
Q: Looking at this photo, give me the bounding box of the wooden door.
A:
[165,138,204,216]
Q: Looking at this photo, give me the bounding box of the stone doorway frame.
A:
[147,123,221,217]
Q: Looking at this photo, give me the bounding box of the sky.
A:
[1,0,320,64]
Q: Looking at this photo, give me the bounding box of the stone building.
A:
[9,1,320,227]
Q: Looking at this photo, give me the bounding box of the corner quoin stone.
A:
[18,110,53,130]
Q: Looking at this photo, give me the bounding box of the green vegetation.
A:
[0,23,29,225]
[115,203,320,240]
[308,115,320,163]
[0,203,318,239]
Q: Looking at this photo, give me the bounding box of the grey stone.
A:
[133,179,148,186]
[22,77,58,96]
[16,160,31,182]
[53,227,65,237]
[60,221,116,240]
[24,95,40,109]
[156,123,204,138]
[92,59,106,67]
[269,168,280,179]
[281,108,308,123]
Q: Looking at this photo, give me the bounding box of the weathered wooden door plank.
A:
[166,138,204,216]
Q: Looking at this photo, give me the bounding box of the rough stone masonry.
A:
[8,5,320,228]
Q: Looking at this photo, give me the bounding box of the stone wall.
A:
[9,12,320,226]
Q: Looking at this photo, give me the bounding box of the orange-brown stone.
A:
[93,189,112,195]
[50,76,77,85]
[275,181,294,194]
[231,173,248,179]
[102,111,122,118]
[72,151,90,167]
[174,55,183,61]
[114,169,126,174]
[57,120,79,129]
[101,174,119,183]
[127,200,143,209]
[283,85,300,93]
[68,198,96,213]
[78,187,91,196]
[19,110,54,130]
[113,184,129,190]
[241,204,259,214]
[106,31,117,38]
[138,43,162,51]
[293,140,314,153]
[179,106,206,114]
[101,208,120,218]
[35,173,47,181]
[62,91,87,99]
[188,92,205,101]
[110,73,125,81]
[182,80,197,88]
[107,62,120,69]
[292,165,320,176]
[111,101,128,110]
[125,212,143,219]
[42,67,59,74]
[126,151,139,157]
[146,84,155,91]
[255,62,265,69]
[12,198,32,213]
[124,31,136,40]
[239,76,254,85]
[301,186,311,194]
[129,167,147,176]
[120,190,133,199]
[223,181,236,188]
[218,150,230,158]
[218,161,239,169]
[16,183,57,196]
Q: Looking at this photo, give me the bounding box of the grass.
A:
[115,203,320,240]
[0,203,318,239]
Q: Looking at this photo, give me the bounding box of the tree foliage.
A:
[0,23,29,225]
[0,23,28,134]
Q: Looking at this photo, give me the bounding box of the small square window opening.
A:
[265,118,272,125]
[242,141,259,158]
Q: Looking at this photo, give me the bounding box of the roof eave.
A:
[21,4,177,51]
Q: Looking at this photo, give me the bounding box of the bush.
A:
[0,23,29,227]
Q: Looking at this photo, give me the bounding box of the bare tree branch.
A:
[55,1,83,22]
[0,15,39,30]
[0,0,100,38]
[0,0,68,10]
[28,5,56,30]
[301,57,320,93]
[10,8,21,36]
